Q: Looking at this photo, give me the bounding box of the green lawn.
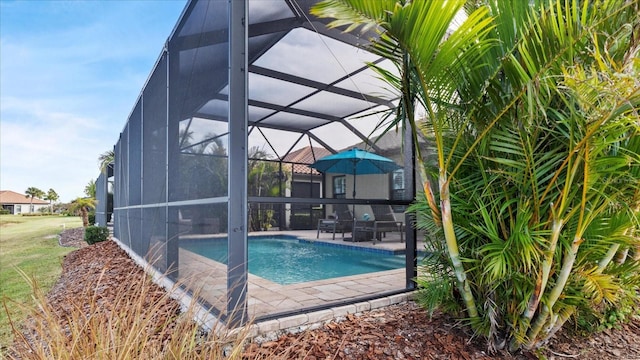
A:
[0,214,83,348]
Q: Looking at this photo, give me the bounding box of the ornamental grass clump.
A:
[4,268,257,359]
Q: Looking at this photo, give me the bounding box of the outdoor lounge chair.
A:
[316,204,353,240]
[370,204,404,243]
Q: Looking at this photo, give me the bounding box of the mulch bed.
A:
[11,228,640,359]
[57,226,87,248]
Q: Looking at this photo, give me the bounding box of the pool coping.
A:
[241,291,417,341]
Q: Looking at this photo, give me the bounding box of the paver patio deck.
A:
[177,230,426,323]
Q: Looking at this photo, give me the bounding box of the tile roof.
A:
[283,147,332,175]
[0,190,49,205]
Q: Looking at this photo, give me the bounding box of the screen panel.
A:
[128,101,142,206]
[142,54,168,205]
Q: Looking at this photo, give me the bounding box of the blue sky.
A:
[1,0,186,202]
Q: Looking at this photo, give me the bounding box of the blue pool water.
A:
[180,237,405,285]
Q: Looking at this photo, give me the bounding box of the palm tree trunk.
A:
[525,217,564,316]
[526,236,582,348]
[80,208,89,227]
[440,173,479,320]
[422,177,440,225]
[542,308,573,344]
[510,217,564,351]
[615,247,629,264]
[601,244,621,269]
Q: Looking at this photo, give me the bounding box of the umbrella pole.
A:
[352,168,356,220]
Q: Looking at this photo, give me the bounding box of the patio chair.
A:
[370,204,404,243]
[316,204,354,240]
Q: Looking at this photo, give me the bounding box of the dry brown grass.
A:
[8,274,231,358]
[2,242,273,360]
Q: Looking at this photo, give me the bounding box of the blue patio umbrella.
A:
[309,148,401,217]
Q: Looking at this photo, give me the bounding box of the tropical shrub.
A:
[84,226,109,245]
[313,0,640,352]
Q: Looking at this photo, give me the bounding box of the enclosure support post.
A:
[227,0,249,326]
[166,47,180,280]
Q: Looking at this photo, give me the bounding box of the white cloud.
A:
[0,0,186,202]
[1,97,114,202]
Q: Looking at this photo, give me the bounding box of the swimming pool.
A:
[180,236,405,285]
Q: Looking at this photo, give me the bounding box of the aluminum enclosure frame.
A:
[104,0,418,326]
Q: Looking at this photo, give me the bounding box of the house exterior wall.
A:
[1,203,48,214]
[288,172,324,230]
[324,173,395,221]
[28,204,49,214]
[0,191,50,214]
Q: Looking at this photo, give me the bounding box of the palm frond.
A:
[577,265,621,305]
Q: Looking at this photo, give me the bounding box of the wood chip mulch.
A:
[11,228,640,359]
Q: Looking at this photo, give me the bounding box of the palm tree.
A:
[98,150,114,174]
[24,187,45,213]
[312,0,640,351]
[247,146,283,231]
[179,132,228,200]
[44,188,59,214]
[313,0,495,325]
[84,180,96,199]
[69,197,97,227]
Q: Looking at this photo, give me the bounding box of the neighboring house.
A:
[282,146,331,229]
[320,131,431,221]
[0,190,49,214]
